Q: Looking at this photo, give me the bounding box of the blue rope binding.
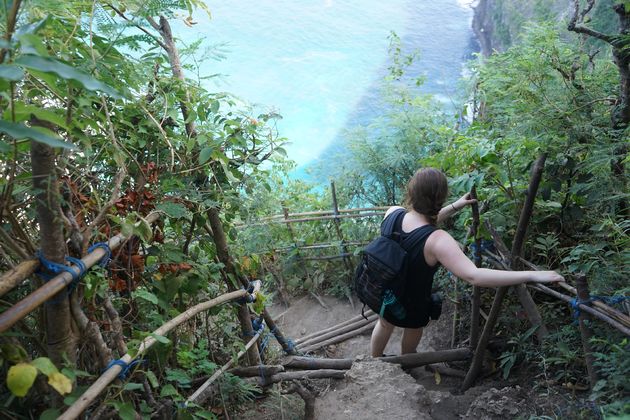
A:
[88,242,112,268]
[105,358,144,381]
[36,251,88,293]
[571,295,629,321]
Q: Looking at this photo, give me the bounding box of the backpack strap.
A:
[380,208,406,238]
[401,225,437,260]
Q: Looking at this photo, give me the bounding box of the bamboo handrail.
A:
[186,323,264,406]
[294,309,375,345]
[296,313,379,349]
[299,320,376,353]
[254,206,390,222]
[274,240,368,253]
[529,283,630,336]
[481,253,630,336]
[517,256,630,327]
[60,283,261,419]
[239,211,386,227]
[0,212,161,334]
[0,259,39,298]
[0,212,160,333]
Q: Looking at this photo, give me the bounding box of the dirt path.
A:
[265,295,555,420]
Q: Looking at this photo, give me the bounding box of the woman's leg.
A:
[401,327,423,354]
[370,317,395,357]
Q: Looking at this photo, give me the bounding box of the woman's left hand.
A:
[453,192,477,210]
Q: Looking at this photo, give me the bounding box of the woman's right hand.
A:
[532,271,565,284]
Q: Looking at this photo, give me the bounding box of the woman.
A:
[370,168,564,357]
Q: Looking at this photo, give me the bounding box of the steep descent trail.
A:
[267,295,561,420]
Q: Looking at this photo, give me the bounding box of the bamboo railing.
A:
[0,212,162,333]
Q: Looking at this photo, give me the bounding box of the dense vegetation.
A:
[0,0,628,419]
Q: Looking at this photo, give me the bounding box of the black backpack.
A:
[354,209,435,321]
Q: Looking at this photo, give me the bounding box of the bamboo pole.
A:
[330,181,353,274]
[228,365,285,377]
[518,257,630,327]
[284,348,472,370]
[280,212,384,224]
[299,253,352,261]
[0,212,161,334]
[297,314,378,349]
[295,309,375,345]
[482,255,630,336]
[262,309,298,355]
[299,321,376,353]
[254,206,390,222]
[469,185,482,349]
[529,283,630,336]
[274,241,368,253]
[462,154,547,391]
[252,369,347,386]
[0,259,38,298]
[243,212,386,227]
[575,274,599,388]
[60,287,258,419]
[186,324,264,406]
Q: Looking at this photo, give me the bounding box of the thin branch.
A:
[82,168,126,251]
[105,3,167,50]
[0,0,22,64]
[568,0,613,44]
[70,293,113,369]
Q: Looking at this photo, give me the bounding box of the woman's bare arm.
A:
[436,192,477,224]
[426,230,564,287]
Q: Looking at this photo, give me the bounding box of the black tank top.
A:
[382,210,439,328]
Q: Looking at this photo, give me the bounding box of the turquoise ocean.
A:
[175,0,476,169]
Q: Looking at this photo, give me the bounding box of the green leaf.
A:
[0,120,75,149]
[0,64,24,81]
[39,408,61,420]
[132,289,158,305]
[135,217,153,242]
[146,370,159,388]
[31,357,58,376]
[0,343,29,363]
[4,104,69,130]
[15,17,48,38]
[112,402,137,420]
[150,333,171,345]
[15,55,124,99]
[160,383,179,397]
[199,146,213,164]
[7,363,38,397]
[156,202,189,219]
[195,410,219,419]
[123,382,144,391]
[219,159,240,184]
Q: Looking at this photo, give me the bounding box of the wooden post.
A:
[575,274,599,388]
[462,154,547,391]
[330,181,355,308]
[469,186,482,349]
[282,204,310,282]
[262,309,298,355]
[206,208,261,366]
[330,182,353,272]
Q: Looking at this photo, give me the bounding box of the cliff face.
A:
[472,0,616,55]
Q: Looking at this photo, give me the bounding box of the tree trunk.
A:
[207,208,261,365]
[30,137,76,366]
[612,4,630,128]
[154,14,260,365]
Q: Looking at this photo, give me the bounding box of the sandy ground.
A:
[260,295,552,420]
